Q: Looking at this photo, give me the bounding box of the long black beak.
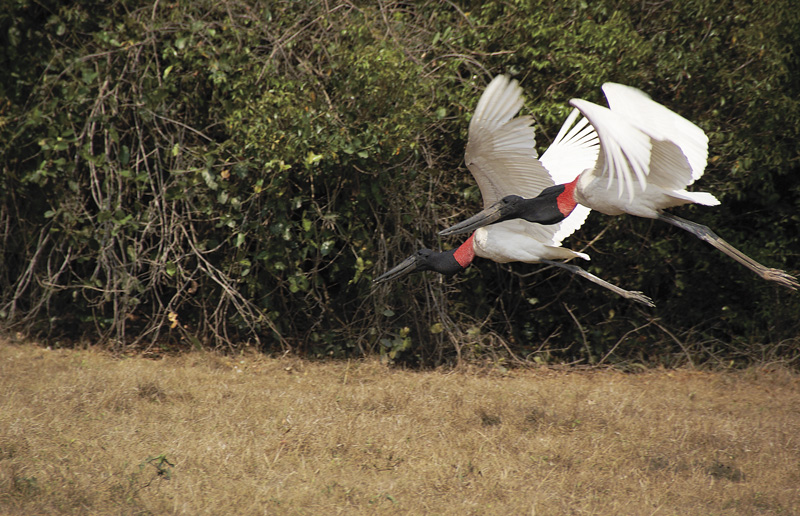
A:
[438,197,519,236]
[373,254,421,284]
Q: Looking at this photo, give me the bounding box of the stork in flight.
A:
[440,83,799,290]
[374,75,655,307]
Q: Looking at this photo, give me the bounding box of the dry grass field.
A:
[1,338,799,515]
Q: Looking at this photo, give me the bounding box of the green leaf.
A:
[320,240,335,256]
[119,145,130,165]
[305,151,323,166]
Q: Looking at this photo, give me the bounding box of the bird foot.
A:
[761,268,800,291]
[627,291,655,308]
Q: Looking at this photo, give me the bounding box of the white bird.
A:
[440,83,798,290]
[375,75,655,306]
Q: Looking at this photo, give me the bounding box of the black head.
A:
[438,185,571,236]
[373,247,464,284]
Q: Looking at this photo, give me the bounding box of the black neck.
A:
[518,184,568,225]
[423,249,465,276]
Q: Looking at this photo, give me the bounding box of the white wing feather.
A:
[601,83,708,185]
[540,109,599,184]
[540,109,600,246]
[465,76,553,207]
[569,98,652,203]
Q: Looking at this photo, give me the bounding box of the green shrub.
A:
[1,0,798,366]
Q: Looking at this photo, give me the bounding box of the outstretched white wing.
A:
[465,75,554,207]
[540,109,600,184]
[540,109,599,245]
[601,83,709,192]
[569,97,652,203]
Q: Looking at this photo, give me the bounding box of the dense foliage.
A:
[2,0,798,366]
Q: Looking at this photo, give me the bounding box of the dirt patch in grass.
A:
[1,339,799,515]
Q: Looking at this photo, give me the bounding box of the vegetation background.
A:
[1,0,799,366]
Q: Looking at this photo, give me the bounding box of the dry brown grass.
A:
[1,339,799,515]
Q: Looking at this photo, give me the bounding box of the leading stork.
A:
[440,83,799,290]
[374,75,655,307]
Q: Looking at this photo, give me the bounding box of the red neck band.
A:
[557,177,579,217]
[453,233,476,268]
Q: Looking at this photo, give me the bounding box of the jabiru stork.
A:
[374,75,655,307]
[440,83,799,290]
